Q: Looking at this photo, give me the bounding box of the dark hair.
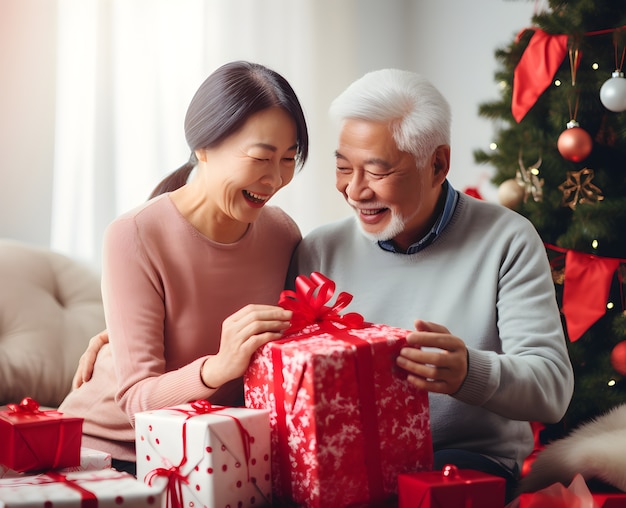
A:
[149,61,309,199]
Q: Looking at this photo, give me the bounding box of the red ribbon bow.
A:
[145,467,188,508]
[7,397,41,414]
[279,272,365,334]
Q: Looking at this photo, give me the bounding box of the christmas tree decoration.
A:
[512,28,569,122]
[557,47,593,162]
[557,120,593,162]
[475,2,626,433]
[599,32,626,112]
[561,248,621,342]
[497,178,525,209]
[515,152,544,202]
[558,168,604,210]
[600,71,626,112]
[610,341,626,376]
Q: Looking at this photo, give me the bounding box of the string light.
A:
[592,239,599,249]
[555,79,562,86]
[490,143,498,151]
[607,302,615,310]
[608,379,616,387]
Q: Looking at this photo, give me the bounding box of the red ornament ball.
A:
[557,126,592,162]
[610,341,626,376]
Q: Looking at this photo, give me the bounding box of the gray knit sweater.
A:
[288,192,574,470]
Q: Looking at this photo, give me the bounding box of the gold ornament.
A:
[551,266,565,285]
[558,168,604,210]
[498,179,525,209]
[516,152,544,202]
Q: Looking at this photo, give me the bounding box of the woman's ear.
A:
[194,148,208,163]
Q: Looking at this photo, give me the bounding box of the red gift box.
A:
[398,465,506,508]
[244,273,433,508]
[593,492,626,507]
[0,398,83,473]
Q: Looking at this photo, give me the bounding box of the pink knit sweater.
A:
[59,194,300,461]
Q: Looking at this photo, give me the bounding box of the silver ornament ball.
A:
[600,71,626,112]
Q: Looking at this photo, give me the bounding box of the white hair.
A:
[329,69,451,166]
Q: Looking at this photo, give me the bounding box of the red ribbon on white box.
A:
[1,470,131,508]
[144,400,253,508]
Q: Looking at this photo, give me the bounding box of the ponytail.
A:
[148,153,197,200]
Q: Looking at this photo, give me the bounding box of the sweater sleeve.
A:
[101,215,214,424]
[453,217,574,423]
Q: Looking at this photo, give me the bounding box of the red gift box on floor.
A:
[244,273,433,508]
[398,466,506,508]
[592,492,626,507]
[0,398,83,473]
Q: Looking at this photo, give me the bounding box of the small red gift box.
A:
[592,492,626,507]
[0,398,83,473]
[398,465,506,508]
[244,273,433,508]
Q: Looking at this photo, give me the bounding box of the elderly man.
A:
[288,69,574,500]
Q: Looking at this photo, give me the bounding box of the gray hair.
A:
[329,69,451,166]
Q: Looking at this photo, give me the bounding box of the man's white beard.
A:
[356,209,406,243]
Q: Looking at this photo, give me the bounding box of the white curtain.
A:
[52,0,358,268]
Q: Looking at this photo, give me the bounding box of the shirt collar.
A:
[378,180,458,254]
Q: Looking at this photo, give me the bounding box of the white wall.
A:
[0,0,537,254]
[0,0,58,248]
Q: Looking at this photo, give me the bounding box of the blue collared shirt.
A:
[378,180,458,255]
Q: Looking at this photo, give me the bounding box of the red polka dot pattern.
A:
[135,404,272,508]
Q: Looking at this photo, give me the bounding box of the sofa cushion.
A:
[0,239,105,407]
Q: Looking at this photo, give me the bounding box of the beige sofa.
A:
[0,239,105,408]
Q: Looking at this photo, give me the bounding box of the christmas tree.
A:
[474,0,626,436]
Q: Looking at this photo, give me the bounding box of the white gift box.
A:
[0,447,112,479]
[0,468,163,507]
[135,401,271,508]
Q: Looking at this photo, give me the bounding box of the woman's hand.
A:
[201,304,292,389]
[72,330,109,389]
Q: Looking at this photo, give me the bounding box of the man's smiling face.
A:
[334,118,448,252]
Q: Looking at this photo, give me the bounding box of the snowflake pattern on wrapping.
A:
[244,323,433,508]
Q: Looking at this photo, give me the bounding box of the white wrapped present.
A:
[1,447,112,479]
[0,468,163,507]
[135,400,271,508]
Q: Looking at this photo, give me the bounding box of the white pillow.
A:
[0,239,105,407]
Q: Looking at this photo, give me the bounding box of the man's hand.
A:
[396,319,468,395]
[72,330,109,389]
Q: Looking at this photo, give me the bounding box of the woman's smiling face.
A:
[198,106,298,224]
